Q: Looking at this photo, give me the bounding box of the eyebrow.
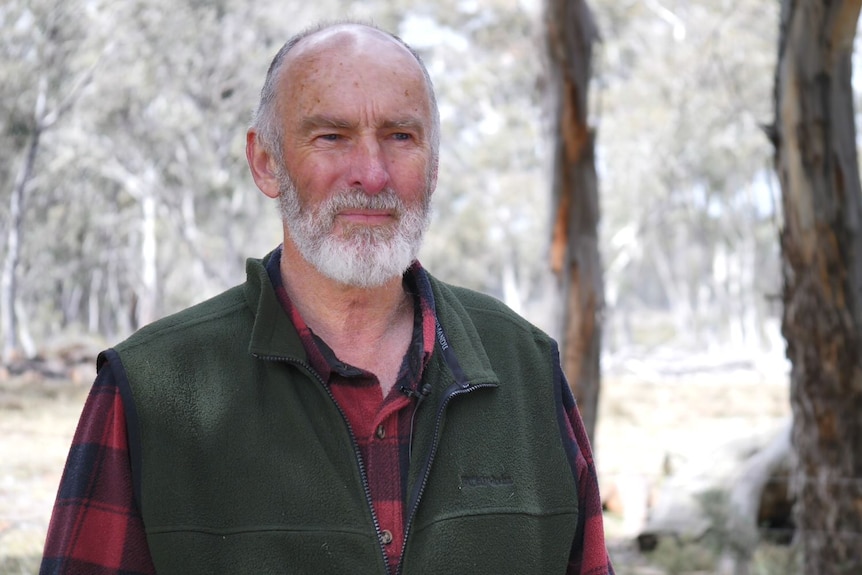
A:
[299,115,426,136]
[300,115,354,132]
[381,118,426,135]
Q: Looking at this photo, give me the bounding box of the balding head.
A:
[251,22,440,163]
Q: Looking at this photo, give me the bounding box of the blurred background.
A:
[0,0,845,572]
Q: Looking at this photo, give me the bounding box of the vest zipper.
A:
[394,379,497,575]
[253,354,392,574]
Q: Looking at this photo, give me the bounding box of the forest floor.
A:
[0,370,91,574]
[0,348,791,574]
[596,349,792,574]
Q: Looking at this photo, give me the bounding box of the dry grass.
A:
[0,374,89,573]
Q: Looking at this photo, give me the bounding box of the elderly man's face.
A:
[274,28,437,287]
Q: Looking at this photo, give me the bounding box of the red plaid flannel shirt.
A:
[41,250,613,575]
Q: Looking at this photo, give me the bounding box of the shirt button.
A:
[375,424,386,440]
[380,529,393,545]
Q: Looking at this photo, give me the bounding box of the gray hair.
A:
[250,21,441,164]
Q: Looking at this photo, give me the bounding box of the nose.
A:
[350,137,389,194]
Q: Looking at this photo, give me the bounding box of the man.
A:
[41,22,613,575]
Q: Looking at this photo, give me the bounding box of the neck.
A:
[280,239,410,334]
[279,237,415,395]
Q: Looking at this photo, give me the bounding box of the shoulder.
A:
[425,274,557,367]
[115,285,249,356]
[428,274,551,340]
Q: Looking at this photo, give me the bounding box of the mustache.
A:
[324,189,404,213]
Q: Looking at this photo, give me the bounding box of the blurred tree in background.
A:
[592,0,780,358]
[544,0,603,444]
[1,0,93,361]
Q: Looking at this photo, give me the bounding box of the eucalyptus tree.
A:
[543,0,603,443]
[773,0,862,571]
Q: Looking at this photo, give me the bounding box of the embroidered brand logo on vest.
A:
[460,474,514,488]
[435,321,449,351]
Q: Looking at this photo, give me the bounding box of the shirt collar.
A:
[264,245,436,391]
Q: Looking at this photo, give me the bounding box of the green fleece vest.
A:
[111,256,579,574]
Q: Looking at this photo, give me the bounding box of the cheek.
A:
[285,147,342,184]
[390,156,433,196]
[289,162,342,202]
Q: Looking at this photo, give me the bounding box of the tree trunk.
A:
[1,121,42,364]
[544,0,603,444]
[137,188,159,328]
[773,0,862,572]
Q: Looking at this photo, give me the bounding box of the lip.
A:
[336,210,396,224]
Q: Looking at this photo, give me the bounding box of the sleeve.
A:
[39,362,156,575]
[553,355,615,575]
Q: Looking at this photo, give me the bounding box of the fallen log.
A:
[636,418,793,561]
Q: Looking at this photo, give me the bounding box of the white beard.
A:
[276,166,431,288]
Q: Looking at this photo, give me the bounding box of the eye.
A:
[319,133,341,142]
[392,133,412,141]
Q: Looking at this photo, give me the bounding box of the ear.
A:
[428,159,439,196]
[246,129,281,199]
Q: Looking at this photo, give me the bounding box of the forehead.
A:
[278,27,430,116]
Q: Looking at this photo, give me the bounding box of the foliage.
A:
[649,537,716,574]
[751,544,798,575]
[591,0,781,353]
[0,555,41,575]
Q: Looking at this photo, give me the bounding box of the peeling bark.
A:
[773,0,862,571]
[544,0,603,443]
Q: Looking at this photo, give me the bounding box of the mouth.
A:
[335,209,397,226]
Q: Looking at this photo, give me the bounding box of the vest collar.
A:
[242,251,500,389]
[244,251,309,363]
[424,274,500,389]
